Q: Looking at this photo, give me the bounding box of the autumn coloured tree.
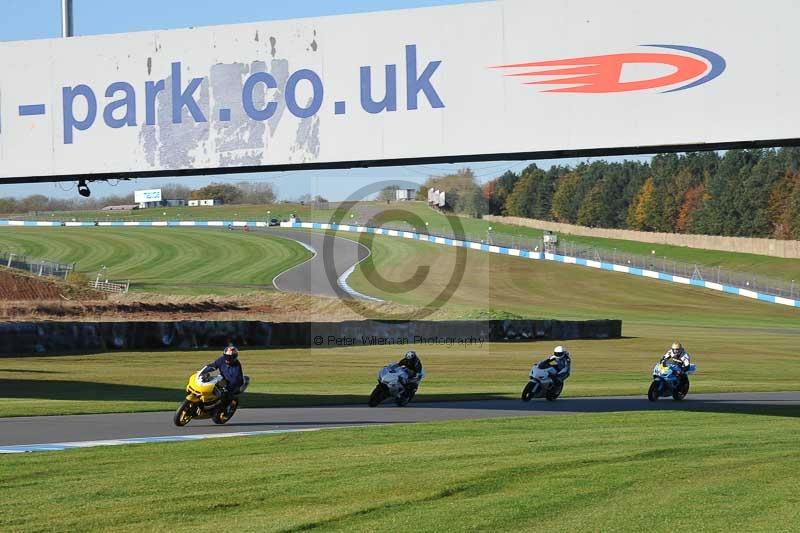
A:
[627,177,658,231]
[676,183,705,234]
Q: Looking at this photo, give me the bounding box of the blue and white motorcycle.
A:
[648,359,696,401]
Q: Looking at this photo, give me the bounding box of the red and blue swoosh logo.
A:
[493,45,726,93]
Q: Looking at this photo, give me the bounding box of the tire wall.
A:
[0,319,622,356]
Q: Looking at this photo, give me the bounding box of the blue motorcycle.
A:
[647,360,696,401]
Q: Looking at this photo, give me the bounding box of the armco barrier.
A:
[1,219,797,309]
[0,319,621,355]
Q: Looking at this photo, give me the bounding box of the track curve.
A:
[268,228,376,300]
[1,392,797,449]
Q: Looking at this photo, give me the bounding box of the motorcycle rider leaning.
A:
[397,350,423,394]
[201,344,248,407]
[660,342,691,374]
[545,345,571,387]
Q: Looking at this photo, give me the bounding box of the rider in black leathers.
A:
[398,350,423,394]
[200,345,247,407]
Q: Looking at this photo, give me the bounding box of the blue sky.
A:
[0,0,648,200]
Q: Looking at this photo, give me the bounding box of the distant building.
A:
[395,188,417,201]
[163,199,187,207]
[188,199,223,207]
[102,204,139,211]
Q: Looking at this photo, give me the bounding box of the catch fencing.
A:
[550,241,798,301]
[0,251,74,281]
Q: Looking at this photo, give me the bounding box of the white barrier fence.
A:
[90,280,130,294]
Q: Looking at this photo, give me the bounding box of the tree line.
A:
[0,182,276,214]
[437,149,800,240]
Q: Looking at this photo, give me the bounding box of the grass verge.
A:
[1,411,798,531]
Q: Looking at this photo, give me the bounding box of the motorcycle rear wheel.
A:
[212,399,238,424]
[396,387,416,407]
[673,378,690,401]
[173,400,194,427]
[369,384,388,407]
[647,381,660,402]
[546,381,564,401]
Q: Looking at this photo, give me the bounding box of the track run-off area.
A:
[2,392,798,453]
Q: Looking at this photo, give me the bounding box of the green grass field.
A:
[0,227,311,295]
[1,411,798,532]
[347,234,799,328]
[8,203,312,223]
[8,201,800,281]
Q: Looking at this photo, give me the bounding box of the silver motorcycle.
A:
[368,363,424,407]
[521,359,570,402]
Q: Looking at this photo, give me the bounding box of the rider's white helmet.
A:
[670,342,684,357]
[554,346,568,357]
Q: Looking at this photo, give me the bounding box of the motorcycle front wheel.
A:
[173,400,194,427]
[212,399,238,424]
[647,381,660,402]
[521,381,536,402]
[369,384,388,407]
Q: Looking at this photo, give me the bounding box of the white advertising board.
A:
[133,188,162,203]
[1,0,799,182]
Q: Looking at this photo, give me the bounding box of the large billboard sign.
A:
[133,189,162,203]
[1,0,799,182]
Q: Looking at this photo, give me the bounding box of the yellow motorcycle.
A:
[173,370,247,426]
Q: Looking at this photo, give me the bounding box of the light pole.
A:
[62,0,74,38]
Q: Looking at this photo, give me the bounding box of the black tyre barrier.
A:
[0,319,621,355]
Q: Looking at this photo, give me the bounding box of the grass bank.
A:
[9,201,800,281]
[346,235,799,328]
[0,227,311,296]
[1,411,798,531]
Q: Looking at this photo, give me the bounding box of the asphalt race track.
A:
[268,228,373,299]
[1,392,798,449]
